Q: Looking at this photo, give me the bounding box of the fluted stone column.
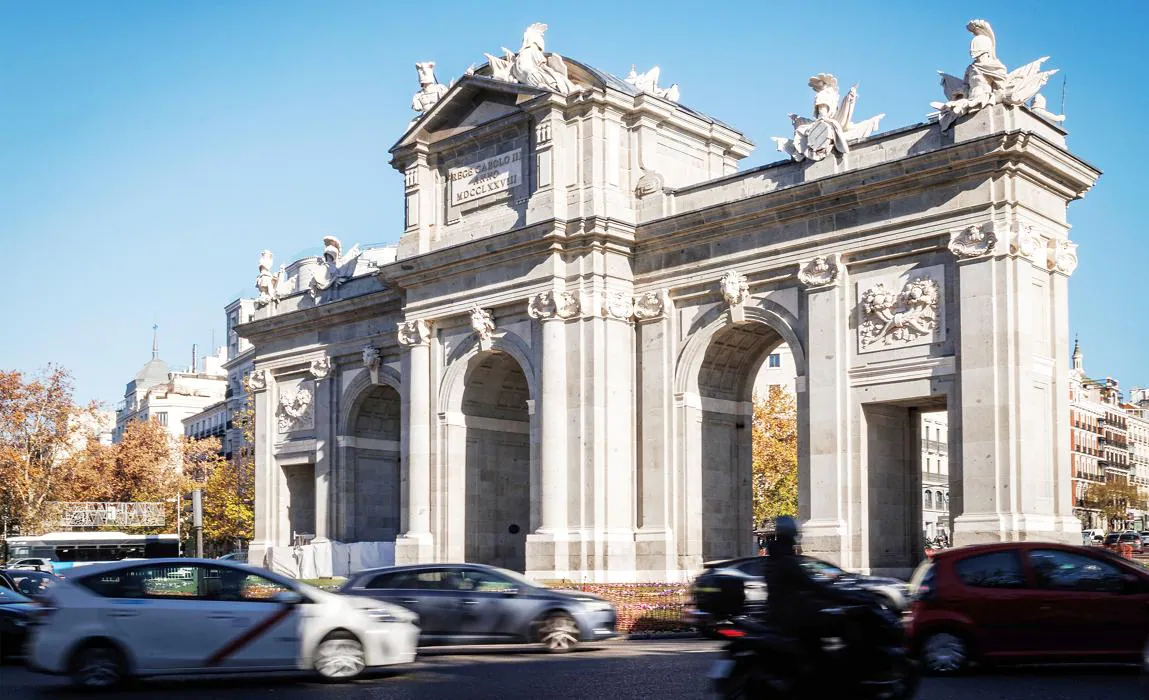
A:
[525,290,578,577]
[247,369,274,568]
[395,320,434,564]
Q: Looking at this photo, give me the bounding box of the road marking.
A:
[203,604,293,667]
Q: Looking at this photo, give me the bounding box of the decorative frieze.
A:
[1047,239,1078,276]
[397,319,432,347]
[858,275,943,350]
[308,356,332,381]
[948,222,998,259]
[277,384,314,433]
[797,254,842,288]
[248,369,267,392]
[470,305,496,350]
[527,290,580,321]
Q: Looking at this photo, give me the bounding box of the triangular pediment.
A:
[391,76,548,153]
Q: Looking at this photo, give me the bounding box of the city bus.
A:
[3,532,180,573]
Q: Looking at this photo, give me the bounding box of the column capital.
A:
[527,290,580,321]
[633,289,672,322]
[397,319,432,347]
[1047,238,1079,276]
[248,368,268,392]
[948,221,999,260]
[308,355,332,381]
[797,253,843,289]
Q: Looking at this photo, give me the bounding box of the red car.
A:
[907,542,1149,674]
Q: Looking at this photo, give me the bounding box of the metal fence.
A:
[546,582,692,634]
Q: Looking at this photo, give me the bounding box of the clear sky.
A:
[0,1,1144,406]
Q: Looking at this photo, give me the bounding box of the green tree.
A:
[1085,477,1146,531]
[752,385,799,526]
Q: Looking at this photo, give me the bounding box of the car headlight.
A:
[577,600,614,613]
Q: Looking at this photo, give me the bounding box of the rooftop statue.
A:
[481,23,575,95]
[254,250,283,308]
[410,61,448,116]
[309,235,361,300]
[771,74,885,162]
[625,65,680,102]
[931,19,1058,131]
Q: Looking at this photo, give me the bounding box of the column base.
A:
[953,512,1083,546]
[525,529,574,582]
[394,531,435,565]
[799,518,849,567]
[635,528,678,582]
[247,541,273,570]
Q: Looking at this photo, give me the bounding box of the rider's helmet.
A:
[774,515,800,550]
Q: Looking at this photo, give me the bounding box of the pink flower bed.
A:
[548,582,693,634]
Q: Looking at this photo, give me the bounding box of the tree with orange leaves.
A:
[751,385,799,527]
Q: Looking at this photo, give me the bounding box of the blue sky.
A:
[0,1,1144,405]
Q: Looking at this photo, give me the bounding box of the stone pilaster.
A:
[633,290,677,579]
[248,370,274,568]
[395,320,434,564]
[525,290,577,578]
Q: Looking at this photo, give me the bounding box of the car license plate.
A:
[708,659,736,680]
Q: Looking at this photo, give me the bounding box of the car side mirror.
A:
[272,590,304,605]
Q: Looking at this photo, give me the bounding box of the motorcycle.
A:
[708,581,920,699]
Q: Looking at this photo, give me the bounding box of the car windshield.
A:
[1105,534,1120,543]
[800,558,844,579]
[488,567,540,589]
[1121,534,1139,541]
[0,586,32,604]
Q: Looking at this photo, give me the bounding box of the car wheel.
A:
[920,632,969,675]
[314,631,366,682]
[539,612,579,653]
[69,642,128,689]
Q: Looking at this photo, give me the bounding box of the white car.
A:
[26,558,418,688]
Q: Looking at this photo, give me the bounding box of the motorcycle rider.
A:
[762,516,869,681]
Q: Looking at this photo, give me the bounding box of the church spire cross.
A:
[152,324,159,360]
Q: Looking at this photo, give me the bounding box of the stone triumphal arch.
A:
[242,20,1099,581]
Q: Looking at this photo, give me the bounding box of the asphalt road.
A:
[0,639,1143,699]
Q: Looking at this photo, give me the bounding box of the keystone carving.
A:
[720,270,750,323]
[859,277,941,348]
[470,306,496,350]
[948,222,998,259]
[397,319,431,347]
[797,254,842,288]
[362,346,381,384]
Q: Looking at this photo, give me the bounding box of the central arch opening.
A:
[460,351,531,571]
[697,321,787,562]
[348,385,401,542]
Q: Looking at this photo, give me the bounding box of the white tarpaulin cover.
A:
[261,540,395,579]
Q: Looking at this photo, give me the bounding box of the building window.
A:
[924,490,933,509]
[156,412,167,426]
[768,353,781,368]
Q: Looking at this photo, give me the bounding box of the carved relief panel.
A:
[855,266,945,353]
[277,378,316,435]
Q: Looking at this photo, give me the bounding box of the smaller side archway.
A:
[337,366,403,543]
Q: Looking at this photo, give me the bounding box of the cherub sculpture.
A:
[931,19,1058,131]
[771,74,885,162]
[309,235,361,300]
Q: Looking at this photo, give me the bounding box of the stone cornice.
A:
[236,288,401,346]
[638,129,1099,255]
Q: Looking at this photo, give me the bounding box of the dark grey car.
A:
[339,563,617,652]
